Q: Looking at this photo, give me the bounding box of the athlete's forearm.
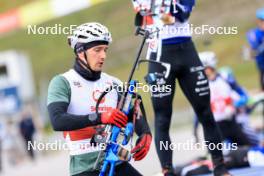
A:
[135,115,152,136]
[48,102,101,131]
[126,98,152,136]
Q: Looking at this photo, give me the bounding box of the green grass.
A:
[0,0,263,122]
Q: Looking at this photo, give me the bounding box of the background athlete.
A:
[247,8,264,91]
[131,1,231,175]
[197,51,257,146]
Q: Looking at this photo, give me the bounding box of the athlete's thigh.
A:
[178,63,210,110]
[148,57,176,110]
[176,41,210,109]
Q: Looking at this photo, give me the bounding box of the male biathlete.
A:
[198,51,256,146]
[194,51,260,146]
[131,1,231,175]
[247,8,264,91]
[47,22,152,176]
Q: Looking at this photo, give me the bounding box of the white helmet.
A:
[199,51,217,69]
[68,22,112,50]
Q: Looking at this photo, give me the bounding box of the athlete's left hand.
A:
[161,14,175,25]
[131,133,152,161]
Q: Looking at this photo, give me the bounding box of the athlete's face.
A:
[78,45,108,72]
[257,19,264,31]
[204,67,216,80]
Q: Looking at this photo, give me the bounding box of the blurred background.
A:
[0,0,264,175]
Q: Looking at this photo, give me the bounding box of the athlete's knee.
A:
[195,104,215,125]
[155,112,171,130]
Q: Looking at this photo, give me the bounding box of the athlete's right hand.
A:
[101,108,128,128]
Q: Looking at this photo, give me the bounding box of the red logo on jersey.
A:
[92,90,106,104]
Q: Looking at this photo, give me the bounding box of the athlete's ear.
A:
[77,51,85,60]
